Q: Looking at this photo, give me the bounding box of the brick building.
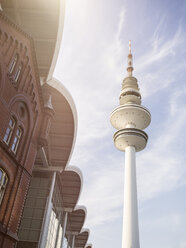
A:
[0,1,92,248]
[0,12,45,247]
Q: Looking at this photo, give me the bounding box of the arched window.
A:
[11,127,22,154]
[8,54,17,74]
[3,117,15,144]
[0,168,8,205]
[4,118,23,154]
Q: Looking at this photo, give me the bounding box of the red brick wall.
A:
[0,13,44,248]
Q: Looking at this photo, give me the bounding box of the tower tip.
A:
[129,40,131,54]
[127,40,133,76]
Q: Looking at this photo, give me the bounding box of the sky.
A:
[54,0,186,247]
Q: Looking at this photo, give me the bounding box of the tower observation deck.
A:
[110,41,151,248]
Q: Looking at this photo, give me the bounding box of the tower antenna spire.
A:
[129,40,131,54]
[127,40,133,76]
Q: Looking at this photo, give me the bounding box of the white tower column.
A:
[123,146,139,248]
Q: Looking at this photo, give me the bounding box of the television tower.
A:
[110,41,151,248]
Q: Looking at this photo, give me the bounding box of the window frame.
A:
[11,126,23,154]
[8,54,18,74]
[3,117,16,145]
[0,168,8,205]
[14,63,22,82]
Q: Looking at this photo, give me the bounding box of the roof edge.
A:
[64,166,83,205]
[46,77,78,172]
[47,0,66,81]
[73,205,87,231]
[79,228,90,237]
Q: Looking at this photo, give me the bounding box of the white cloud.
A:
[141,212,186,248]
[179,241,186,248]
[137,24,183,71]
[150,15,167,51]
[79,156,124,228]
[136,23,185,99]
[138,86,186,201]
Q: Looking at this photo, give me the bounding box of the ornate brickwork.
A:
[0,12,45,248]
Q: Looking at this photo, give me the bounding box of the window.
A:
[3,117,15,144]
[18,176,50,242]
[9,54,17,74]
[14,63,22,82]
[11,127,22,153]
[46,210,58,248]
[0,168,8,205]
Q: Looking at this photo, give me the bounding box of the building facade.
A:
[0,1,92,248]
[0,12,45,247]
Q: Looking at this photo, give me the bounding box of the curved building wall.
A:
[1,0,66,81]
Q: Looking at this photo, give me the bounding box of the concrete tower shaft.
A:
[110,41,151,248]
